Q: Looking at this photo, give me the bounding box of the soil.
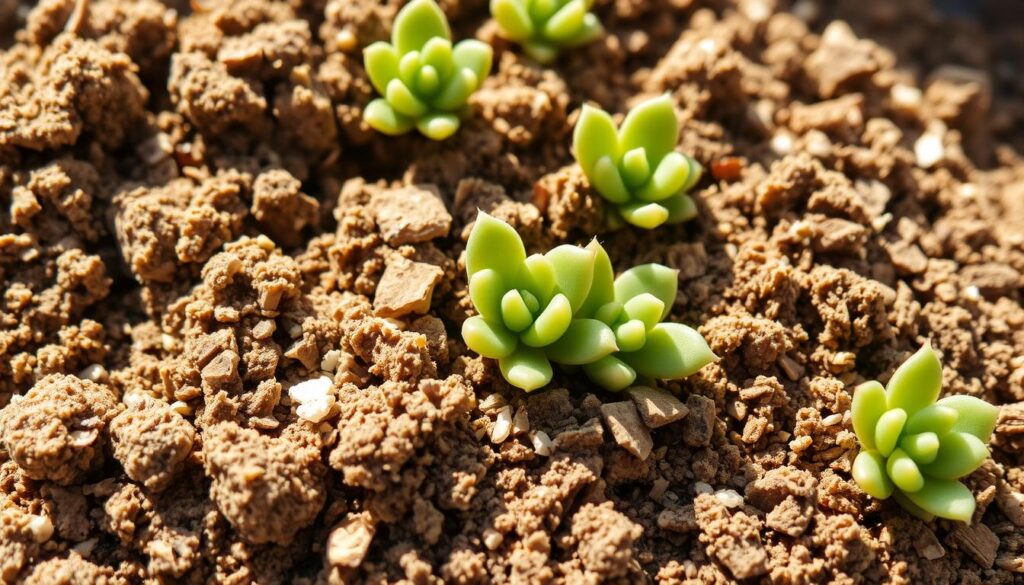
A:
[1,0,1024,583]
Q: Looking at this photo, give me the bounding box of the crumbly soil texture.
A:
[2,0,1024,583]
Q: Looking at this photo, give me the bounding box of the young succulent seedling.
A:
[576,241,716,391]
[490,0,603,64]
[462,212,618,391]
[851,342,999,522]
[573,95,702,229]
[363,0,493,140]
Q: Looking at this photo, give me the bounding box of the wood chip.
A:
[948,522,999,568]
[626,386,689,429]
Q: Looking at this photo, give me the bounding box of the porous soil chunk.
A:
[0,374,118,485]
[110,396,196,492]
[694,493,769,579]
[369,185,453,246]
[250,169,320,247]
[567,502,643,580]
[202,422,326,545]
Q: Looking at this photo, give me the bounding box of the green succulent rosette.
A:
[851,342,1000,522]
[572,95,703,230]
[577,241,716,391]
[490,0,603,64]
[462,212,618,391]
[363,0,493,140]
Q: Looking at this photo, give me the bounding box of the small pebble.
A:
[714,489,744,509]
[530,430,553,457]
[822,413,844,427]
[288,376,337,423]
[491,406,512,444]
[694,482,713,495]
[483,528,503,550]
[79,364,108,383]
[512,407,530,436]
[27,514,53,543]
[915,132,945,168]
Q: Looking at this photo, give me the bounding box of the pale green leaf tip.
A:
[850,342,995,522]
[492,0,602,59]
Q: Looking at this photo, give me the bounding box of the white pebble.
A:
[530,431,553,457]
[714,489,745,508]
[822,413,844,427]
[70,429,98,447]
[288,376,337,423]
[483,528,503,550]
[512,407,530,436]
[79,364,108,383]
[964,285,981,300]
[914,132,945,168]
[771,132,794,156]
[27,514,53,543]
[491,406,512,444]
[891,84,923,111]
[320,349,342,374]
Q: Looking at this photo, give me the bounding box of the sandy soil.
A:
[1,0,1024,583]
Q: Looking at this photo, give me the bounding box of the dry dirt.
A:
[2,0,1024,583]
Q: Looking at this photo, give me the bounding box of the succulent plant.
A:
[490,0,603,64]
[363,0,493,140]
[572,95,703,230]
[462,212,618,391]
[851,342,999,522]
[577,241,716,391]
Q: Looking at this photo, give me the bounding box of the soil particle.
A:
[109,395,195,492]
[600,401,653,460]
[566,502,643,580]
[202,421,326,545]
[694,492,770,579]
[625,386,689,429]
[682,393,716,447]
[250,169,320,247]
[369,184,453,246]
[0,373,118,485]
[168,51,268,141]
[948,522,1000,569]
[373,258,444,318]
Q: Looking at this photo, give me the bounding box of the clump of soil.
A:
[2,0,1024,583]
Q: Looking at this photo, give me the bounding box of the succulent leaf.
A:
[936,395,1000,442]
[583,355,637,391]
[545,319,618,365]
[886,342,942,416]
[364,42,401,95]
[364,99,415,135]
[499,346,553,392]
[591,156,632,204]
[852,450,894,499]
[462,316,517,359]
[421,37,454,80]
[545,245,596,312]
[614,264,677,320]
[917,432,989,480]
[619,323,715,380]
[492,0,601,61]
[621,147,651,189]
[636,151,691,202]
[432,68,478,111]
[386,79,429,117]
[663,192,699,223]
[573,106,619,177]
[468,269,505,322]
[393,0,451,54]
[452,39,493,81]
[618,94,678,168]
[874,408,907,457]
[904,404,959,436]
[577,240,615,318]
[899,432,940,464]
[466,212,526,283]
[618,202,669,229]
[514,254,557,306]
[614,320,647,352]
[900,478,976,523]
[622,293,665,331]
[501,289,534,332]
[490,0,534,41]
[887,448,925,493]
[852,381,887,451]
[520,293,573,347]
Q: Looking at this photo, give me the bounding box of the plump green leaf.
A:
[619,322,715,380]
[432,68,478,111]
[680,154,703,192]
[636,151,690,202]
[890,489,935,522]
[543,0,586,41]
[936,395,1000,443]
[364,42,401,96]
[499,345,553,391]
[663,192,698,223]
[529,0,558,22]
[399,51,422,88]
[417,113,460,140]
[523,41,558,64]
[545,318,618,365]
[452,39,493,83]
[618,94,678,168]
[515,254,557,306]
[619,202,670,229]
[874,408,907,457]
[900,478,976,523]
[386,79,429,117]
[364,98,415,135]
[614,319,646,352]
[899,432,939,465]
[918,432,989,480]
[886,342,942,416]
[595,301,623,325]
[462,316,516,359]
[573,105,619,177]
[591,156,631,204]
[622,293,664,331]
[416,65,440,95]
[851,381,887,451]
[563,12,603,47]
[393,0,451,54]
[904,404,958,436]
[583,355,637,391]
[468,269,504,322]
[620,147,651,189]
[545,245,596,312]
[887,448,925,493]
[614,264,677,320]
[501,289,534,332]
[852,450,894,499]
[466,211,526,283]
[491,0,534,41]
[521,293,572,347]
[578,240,615,318]
[420,37,454,81]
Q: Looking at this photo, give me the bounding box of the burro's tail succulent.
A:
[363,0,493,140]
[577,241,716,391]
[490,0,603,64]
[851,342,999,522]
[572,94,702,230]
[462,212,619,391]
